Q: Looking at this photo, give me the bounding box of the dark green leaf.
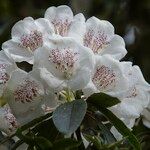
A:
[84,134,102,150]
[34,136,52,150]
[16,129,35,146]
[87,93,120,108]
[52,99,87,134]
[96,107,141,150]
[52,138,81,150]
[107,138,126,149]
[32,119,62,141]
[98,122,116,144]
[27,145,34,150]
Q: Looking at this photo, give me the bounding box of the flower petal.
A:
[84,17,114,54]
[0,104,18,135]
[11,17,35,38]
[3,69,45,125]
[101,35,127,60]
[2,40,33,63]
[44,5,73,36]
[34,37,94,91]
[68,13,86,43]
[0,50,17,97]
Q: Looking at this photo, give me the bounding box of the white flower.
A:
[0,104,18,135]
[34,37,95,92]
[108,64,150,139]
[44,5,86,42]
[0,50,17,97]
[3,68,58,125]
[110,65,150,119]
[142,102,150,128]
[2,17,53,64]
[83,17,127,60]
[83,55,130,97]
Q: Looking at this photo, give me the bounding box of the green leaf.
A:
[107,138,126,149]
[52,99,87,134]
[84,134,102,150]
[52,138,81,150]
[32,119,62,141]
[27,145,34,150]
[34,136,52,150]
[87,93,120,108]
[98,122,116,144]
[96,107,141,150]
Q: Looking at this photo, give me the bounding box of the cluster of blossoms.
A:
[0,5,150,138]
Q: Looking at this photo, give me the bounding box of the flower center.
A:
[0,63,8,70]
[14,79,40,103]
[0,63,9,84]
[126,87,137,98]
[49,48,78,79]
[4,107,18,131]
[52,19,72,36]
[92,65,116,90]
[0,72,9,84]
[19,30,43,52]
[84,29,110,54]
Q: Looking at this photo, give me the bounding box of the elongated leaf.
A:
[98,122,116,144]
[52,138,81,150]
[97,107,141,150]
[52,99,87,134]
[32,119,62,141]
[84,134,102,150]
[87,93,120,108]
[34,137,52,150]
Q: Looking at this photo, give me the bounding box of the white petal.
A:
[41,91,59,113]
[3,17,53,64]
[67,68,92,90]
[34,37,95,89]
[84,17,126,59]
[44,5,74,36]
[83,80,98,98]
[130,65,150,90]
[84,17,114,54]
[35,18,54,35]
[3,69,45,125]
[2,40,33,63]
[68,13,86,43]
[0,104,18,135]
[101,35,127,60]
[35,67,65,92]
[45,5,73,22]
[0,50,17,96]
[86,17,114,37]
[11,17,35,38]
[142,109,150,128]
[92,55,129,94]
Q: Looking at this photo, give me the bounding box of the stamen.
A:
[0,63,9,84]
[49,48,78,79]
[14,79,40,103]
[127,87,137,98]
[3,107,18,131]
[19,30,43,51]
[92,65,116,90]
[52,19,72,36]
[84,29,110,54]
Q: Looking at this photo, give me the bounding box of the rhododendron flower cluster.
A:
[0,5,150,140]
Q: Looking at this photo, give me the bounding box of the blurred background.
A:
[0,0,150,82]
